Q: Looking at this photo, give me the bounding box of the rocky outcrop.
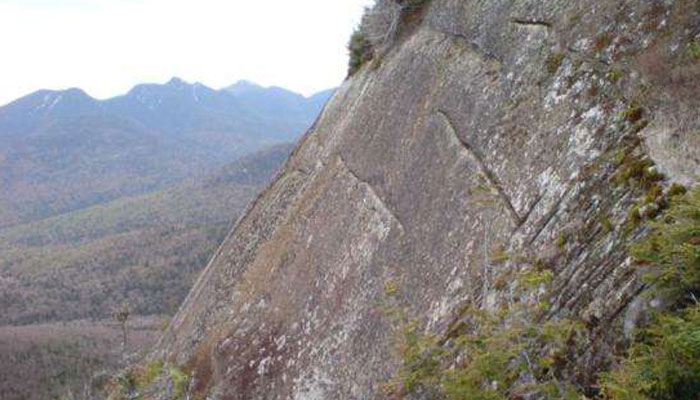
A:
[153,1,700,399]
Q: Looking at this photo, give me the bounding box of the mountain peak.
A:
[62,87,92,100]
[166,77,188,88]
[0,87,98,117]
[225,80,265,95]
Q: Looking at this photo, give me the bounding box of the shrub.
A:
[394,307,584,400]
[603,187,700,400]
[602,306,700,400]
[347,29,374,76]
[631,187,700,306]
[390,265,586,400]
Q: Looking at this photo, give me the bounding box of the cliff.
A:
[134,1,700,399]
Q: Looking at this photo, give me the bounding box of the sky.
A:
[0,0,374,105]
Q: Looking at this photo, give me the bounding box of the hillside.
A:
[112,1,700,399]
[0,143,293,325]
[0,79,331,229]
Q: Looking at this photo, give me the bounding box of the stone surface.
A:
[153,1,700,399]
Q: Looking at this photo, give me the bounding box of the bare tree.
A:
[113,304,130,351]
[362,0,402,49]
[361,0,430,51]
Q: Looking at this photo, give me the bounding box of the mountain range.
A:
[0,79,313,399]
[0,78,332,229]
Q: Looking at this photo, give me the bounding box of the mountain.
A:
[224,80,333,131]
[117,1,700,400]
[0,79,331,230]
[0,143,293,325]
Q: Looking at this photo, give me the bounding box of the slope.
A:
[141,1,700,399]
[0,143,293,325]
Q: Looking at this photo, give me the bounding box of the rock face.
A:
[155,1,700,398]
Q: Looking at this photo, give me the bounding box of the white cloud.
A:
[0,0,374,105]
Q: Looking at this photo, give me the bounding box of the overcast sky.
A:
[0,0,374,105]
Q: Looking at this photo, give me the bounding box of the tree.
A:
[113,304,130,351]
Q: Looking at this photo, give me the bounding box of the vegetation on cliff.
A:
[603,187,700,400]
[387,186,700,400]
[386,280,586,400]
[348,0,431,76]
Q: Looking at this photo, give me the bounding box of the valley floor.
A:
[0,315,164,400]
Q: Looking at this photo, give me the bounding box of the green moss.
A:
[668,183,688,197]
[597,213,614,234]
[630,119,649,134]
[614,149,628,166]
[384,280,400,297]
[644,185,664,204]
[491,250,510,264]
[169,365,190,400]
[545,52,565,75]
[556,233,569,249]
[685,40,700,61]
[620,104,644,123]
[618,157,652,181]
[608,68,624,83]
[106,371,137,400]
[626,205,643,229]
[135,360,164,389]
[643,203,661,219]
[522,269,554,289]
[107,361,189,400]
[614,154,664,190]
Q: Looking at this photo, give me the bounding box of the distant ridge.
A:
[0,78,334,229]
